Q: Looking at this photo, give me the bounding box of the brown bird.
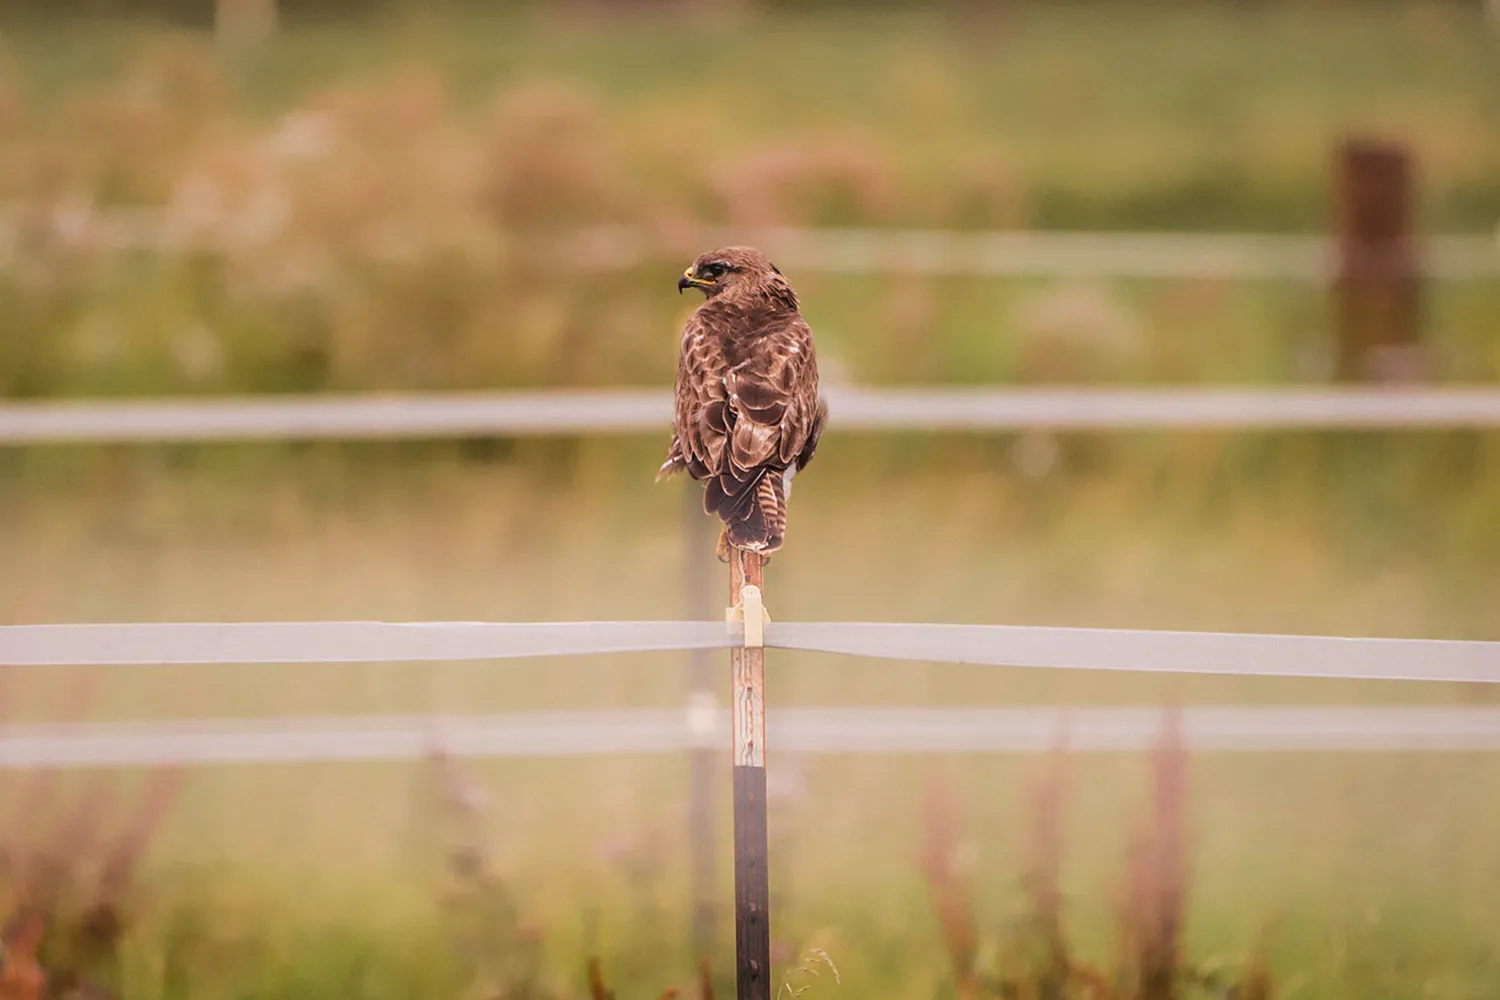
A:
[658,246,828,561]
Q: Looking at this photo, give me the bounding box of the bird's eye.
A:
[700,261,728,279]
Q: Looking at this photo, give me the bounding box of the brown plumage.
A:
[658,246,828,558]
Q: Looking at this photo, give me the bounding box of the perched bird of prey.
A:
[658,246,828,560]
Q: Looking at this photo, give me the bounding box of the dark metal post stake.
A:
[729,550,770,1000]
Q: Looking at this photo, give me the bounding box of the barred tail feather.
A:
[721,469,787,553]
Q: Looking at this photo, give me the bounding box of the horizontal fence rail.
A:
[0,621,735,666]
[14,211,1496,281]
[768,622,1500,685]
[5,386,1500,444]
[3,621,1497,684]
[5,707,1500,769]
[574,226,1500,282]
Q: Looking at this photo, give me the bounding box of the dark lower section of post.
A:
[732,764,771,1000]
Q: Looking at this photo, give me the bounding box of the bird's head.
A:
[677,245,797,309]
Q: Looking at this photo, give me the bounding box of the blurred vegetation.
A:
[0,3,1496,397]
[1,7,1498,992]
[7,688,1500,999]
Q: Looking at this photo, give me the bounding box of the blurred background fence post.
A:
[683,488,719,959]
[1333,136,1425,382]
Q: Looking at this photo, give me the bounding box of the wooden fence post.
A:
[1332,136,1426,382]
[729,550,770,1000]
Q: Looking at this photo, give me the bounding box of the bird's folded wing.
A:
[724,323,817,475]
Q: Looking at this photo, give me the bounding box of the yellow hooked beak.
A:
[678,268,715,294]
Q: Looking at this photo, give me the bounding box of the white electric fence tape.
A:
[649,227,1499,281]
[5,707,1500,769]
[4,387,1500,444]
[2,621,1496,684]
[766,622,1500,685]
[0,621,736,666]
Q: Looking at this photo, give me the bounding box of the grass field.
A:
[5,440,1500,998]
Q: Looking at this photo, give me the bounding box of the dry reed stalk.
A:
[0,908,47,1000]
[428,746,494,884]
[1116,708,1188,1000]
[21,776,119,912]
[2,680,102,877]
[912,708,1260,1000]
[95,769,186,903]
[62,767,188,987]
[918,770,980,1000]
[582,956,690,1000]
[1020,722,1072,996]
[0,687,181,1000]
[1222,923,1276,1000]
[586,957,615,1000]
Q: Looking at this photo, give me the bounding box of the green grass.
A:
[2,439,1500,997]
